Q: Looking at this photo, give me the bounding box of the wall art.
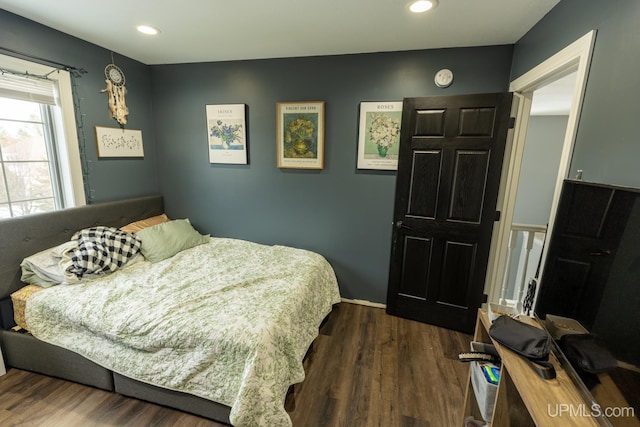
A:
[206,104,247,164]
[276,101,325,169]
[95,126,143,158]
[357,101,402,170]
[100,62,128,125]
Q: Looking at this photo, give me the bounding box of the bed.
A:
[0,195,341,426]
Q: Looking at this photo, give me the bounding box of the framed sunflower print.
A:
[206,104,247,164]
[276,101,325,169]
[356,101,402,170]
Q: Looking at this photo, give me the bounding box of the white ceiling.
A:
[1,0,561,65]
[2,0,572,114]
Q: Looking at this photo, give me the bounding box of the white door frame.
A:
[485,30,597,305]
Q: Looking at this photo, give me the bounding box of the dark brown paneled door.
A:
[535,180,633,330]
[386,92,514,333]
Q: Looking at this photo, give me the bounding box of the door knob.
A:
[395,220,412,230]
[589,249,611,256]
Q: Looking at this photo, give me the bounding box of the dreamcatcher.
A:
[101,56,128,125]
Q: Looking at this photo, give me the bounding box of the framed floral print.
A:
[357,101,403,170]
[276,101,325,169]
[206,104,247,164]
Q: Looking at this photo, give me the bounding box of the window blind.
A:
[0,70,56,105]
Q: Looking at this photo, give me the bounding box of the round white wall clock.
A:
[434,68,454,88]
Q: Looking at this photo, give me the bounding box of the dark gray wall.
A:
[151,48,513,302]
[0,10,159,203]
[18,0,640,305]
[512,0,640,188]
[513,115,567,225]
[2,1,638,312]
[514,0,640,367]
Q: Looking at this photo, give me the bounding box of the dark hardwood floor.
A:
[0,303,472,426]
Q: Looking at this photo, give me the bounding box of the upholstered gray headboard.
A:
[0,195,163,327]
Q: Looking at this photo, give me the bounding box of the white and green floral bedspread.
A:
[25,237,341,427]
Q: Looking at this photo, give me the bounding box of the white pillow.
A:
[20,241,76,287]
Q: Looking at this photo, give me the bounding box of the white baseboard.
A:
[341,297,386,309]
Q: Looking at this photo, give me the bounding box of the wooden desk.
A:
[463,310,612,426]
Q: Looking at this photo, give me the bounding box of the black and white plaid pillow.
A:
[67,226,141,279]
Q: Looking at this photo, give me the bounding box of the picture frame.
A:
[206,104,248,164]
[276,101,325,169]
[356,101,403,170]
[95,126,144,158]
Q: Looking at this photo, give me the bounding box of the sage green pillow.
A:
[137,218,210,263]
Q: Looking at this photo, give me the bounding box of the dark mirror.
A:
[535,179,640,424]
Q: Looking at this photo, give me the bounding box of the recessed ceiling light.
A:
[136,25,160,35]
[409,0,438,13]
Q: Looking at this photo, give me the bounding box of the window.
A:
[0,54,85,218]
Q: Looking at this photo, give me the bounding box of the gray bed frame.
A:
[0,195,232,424]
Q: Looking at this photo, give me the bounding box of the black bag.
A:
[558,333,617,390]
[559,333,617,374]
[489,315,556,379]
